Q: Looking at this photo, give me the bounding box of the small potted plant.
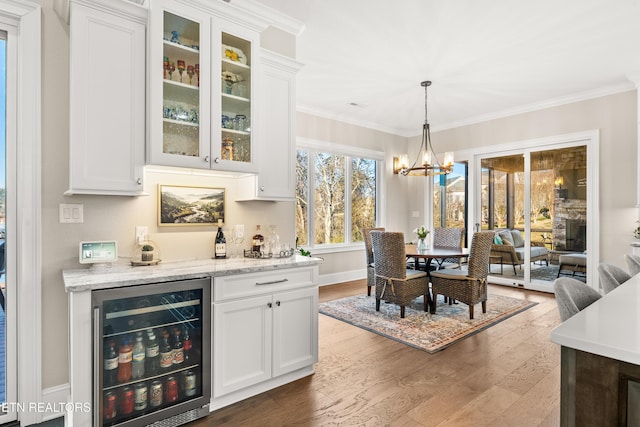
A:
[141,244,154,262]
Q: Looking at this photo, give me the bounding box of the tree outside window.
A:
[296,148,377,247]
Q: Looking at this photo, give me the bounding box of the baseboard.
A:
[318,269,366,287]
[39,383,70,423]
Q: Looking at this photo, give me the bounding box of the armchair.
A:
[490,229,548,274]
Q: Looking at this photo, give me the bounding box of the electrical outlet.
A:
[135,226,148,244]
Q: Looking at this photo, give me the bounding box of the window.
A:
[296,142,381,249]
[433,162,468,231]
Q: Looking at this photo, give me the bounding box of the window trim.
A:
[296,137,384,250]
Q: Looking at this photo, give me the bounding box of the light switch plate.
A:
[59,204,83,223]
[135,226,148,244]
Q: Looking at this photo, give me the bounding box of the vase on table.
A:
[417,238,428,251]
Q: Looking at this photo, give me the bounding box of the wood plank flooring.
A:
[194,280,561,426]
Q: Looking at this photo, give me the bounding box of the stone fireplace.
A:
[552,198,587,252]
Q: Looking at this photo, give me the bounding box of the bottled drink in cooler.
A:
[118,337,133,383]
[172,328,184,365]
[160,330,173,371]
[182,327,192,363]
[104,339,118,387]
[131,332,145,379]
[145,330,160,375]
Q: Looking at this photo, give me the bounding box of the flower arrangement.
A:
[414,225,429,239]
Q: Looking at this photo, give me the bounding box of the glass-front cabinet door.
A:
[211,19,258,173]
[149,1,259,173]
[149,2,211,169]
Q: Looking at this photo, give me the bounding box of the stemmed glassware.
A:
[231,225,245,258]
[177,60,186,82]
[187,65,195,85]
[168,62,175,81]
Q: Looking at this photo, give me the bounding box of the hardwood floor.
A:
[195,280,561,426]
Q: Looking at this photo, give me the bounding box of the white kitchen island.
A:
[550,273,640,426]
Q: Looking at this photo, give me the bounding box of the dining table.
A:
[404,245,470,312]
[404,244,470,272]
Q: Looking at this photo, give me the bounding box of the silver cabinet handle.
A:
[259,186,265,192]
[204,156,210,163]
[276,301,281,306]
[267,302,272,308]
[256,278,288,286]
[136,178,142,185]
[214,157,220,163]
[93,307,101,426]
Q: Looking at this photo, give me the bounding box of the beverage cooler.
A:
[92,278,211,427]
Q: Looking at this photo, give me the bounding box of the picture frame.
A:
[158,184,225,226]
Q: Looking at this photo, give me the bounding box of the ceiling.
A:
[254,0,640,137]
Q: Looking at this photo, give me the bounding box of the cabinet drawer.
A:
[214,267,315,301]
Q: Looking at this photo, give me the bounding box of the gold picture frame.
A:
[158,184,225,226]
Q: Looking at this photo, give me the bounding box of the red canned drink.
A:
[149,380,163,407]
[134,382,148,411]
[183,370,197,397]
[165,376,178,403]
[103,391,117,420]
[119,386,134,415]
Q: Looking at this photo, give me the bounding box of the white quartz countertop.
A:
[550,273,640,365]
[63,255,323,292]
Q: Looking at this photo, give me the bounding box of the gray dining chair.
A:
[371,230,430,318]
[625,253,640,276]
[553,277,602,321]
[363,227,384,296]
[598,263,631,294]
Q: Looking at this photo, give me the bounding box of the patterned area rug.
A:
[319,294,537,353]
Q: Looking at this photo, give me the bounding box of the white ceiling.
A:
[254,0,640,136]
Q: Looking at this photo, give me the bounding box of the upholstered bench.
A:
[557,253,587,279]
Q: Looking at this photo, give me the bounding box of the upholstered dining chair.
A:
[363,227,384,296]
[553,277,602,321]
[625,253,640,277]
[431,231,495,319]
[370,230,430,318]
[598,263,631,294]
[433,227,464,270]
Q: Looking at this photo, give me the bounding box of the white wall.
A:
[40,3,297,389]
[297,91,638,283]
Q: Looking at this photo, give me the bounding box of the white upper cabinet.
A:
[237,50,302,201]
[148,0,263,173]
[67,0,146,195]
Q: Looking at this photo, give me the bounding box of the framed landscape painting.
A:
[158,185,225,226]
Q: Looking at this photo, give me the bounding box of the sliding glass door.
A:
[480,145,587,288]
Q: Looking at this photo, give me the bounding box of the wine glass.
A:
[163,57,169,79]
[195,64,199,87]
[187,65,195,85]
[177,60,186,83]
[233,225,245,258]
[168,62,175,81]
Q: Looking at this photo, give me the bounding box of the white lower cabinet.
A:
[212,267,318,401]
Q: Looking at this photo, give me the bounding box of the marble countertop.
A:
[550,273,640,365]
[63,255,323,292]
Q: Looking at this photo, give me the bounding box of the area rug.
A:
[319,294,537,353]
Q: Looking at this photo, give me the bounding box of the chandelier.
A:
[393,81,454,176]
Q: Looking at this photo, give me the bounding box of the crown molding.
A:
[298,81,637,138]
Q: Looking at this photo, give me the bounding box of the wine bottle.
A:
[215,221,226,259]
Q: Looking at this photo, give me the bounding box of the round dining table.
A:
[404,245,470,271]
